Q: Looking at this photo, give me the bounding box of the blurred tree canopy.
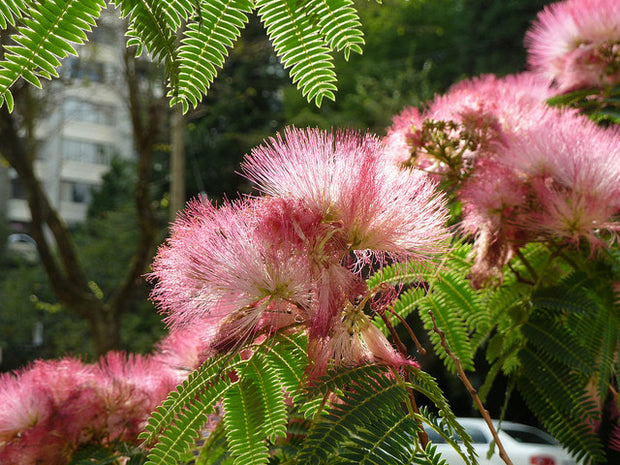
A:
[180,16,287,201]
[284,0,550,133]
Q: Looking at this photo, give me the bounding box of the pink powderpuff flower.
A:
[427,73,555,145]
[525,0,620,91]
[459,159,530,287]
[152,319,216,382]
[0,371,54,445]
[384,74,555,181]
[383,106,426,168]
[241,127,450,265]
[151,196,320,352]
[17,358,105,445]
[308,301,416,378]
[501,112,620,247]
[0,359,104,464]
[0,423,75,465]
[96,352,177,444]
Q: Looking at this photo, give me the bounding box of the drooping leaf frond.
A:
[1,0,367,111]
[0,0,106,111]
[256,0,337,107]
[297,364,410,464]
[413,443,450,465]
[143,334,310,465]
[521,318,593,375]
[418,284,475,373]
[263,332,310,405]
[246,353,288,441]
[303,0,364,60]
[338,414,422,465]
[223,378,270,465]
[140,353,235,446]
[143,355,241,465]
[295,364,472,465]
[517,348,604,464]
[0,0,30,29]
[113,0,190,62]
[194,420,233,465]
[168,0,253,113]
[407,370,477,465]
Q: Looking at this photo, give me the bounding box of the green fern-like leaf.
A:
[140,353,236,445]
[367,256,439,291]
[245,352,288,442]
[169,0,253,113]
[517,348,604,464]
[264,333,310,401]
[0,0,30,29]
[194,420,233,465]
[113,0,190,62]
[338,414,422,464]
[407,370,477,465]
[257,0,337,106]
[142,354,243,465]
[303,0,364,60]
[298,364,409,464]
[521,318,593,375]
[0,0,106,111]
[419,290,474,373]
[413,443,449,465]
[223,377,270,465]
[435,269,488,335]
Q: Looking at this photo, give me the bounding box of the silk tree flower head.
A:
[0,371,55,463]
[459,159,530,287]
[501,112,620,247]
[241,127,450,265]
[96,352,177,443]
[461,110,620,286]
[153,128,449,370]
[151,195,323,351]
[0,372,51,445]
[241,127,449,340]
[0,359,101,465]
[384,73,554,184]
[525,0,620,91]
[153,319,216,381]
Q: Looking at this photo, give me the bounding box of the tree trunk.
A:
[0,47,162,357]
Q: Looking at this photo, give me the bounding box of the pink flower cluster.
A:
[525,0,620,91]
[150,127,450,375]
[0,325,211,465]
[385,73,620,287]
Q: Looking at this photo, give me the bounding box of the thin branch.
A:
[391,310,427,355]
[515,248,538,283]
[429,310,514,465]
[377,310,429,450]
[507,262,534,285]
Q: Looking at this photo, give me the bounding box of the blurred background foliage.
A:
[0,0,550,381]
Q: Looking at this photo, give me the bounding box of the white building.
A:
[2,10,134,233]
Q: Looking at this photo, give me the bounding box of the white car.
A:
[426,418,578,465]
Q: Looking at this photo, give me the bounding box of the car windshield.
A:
[502,426,558,445]
[424,425,489,444]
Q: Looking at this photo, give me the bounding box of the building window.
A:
[10,178,27,200]
[60,181,94,204]
[64,56,106,83]
[63,138,114,165]
[64,98,116,125]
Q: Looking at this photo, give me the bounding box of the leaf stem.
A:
[429,311,514,465]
